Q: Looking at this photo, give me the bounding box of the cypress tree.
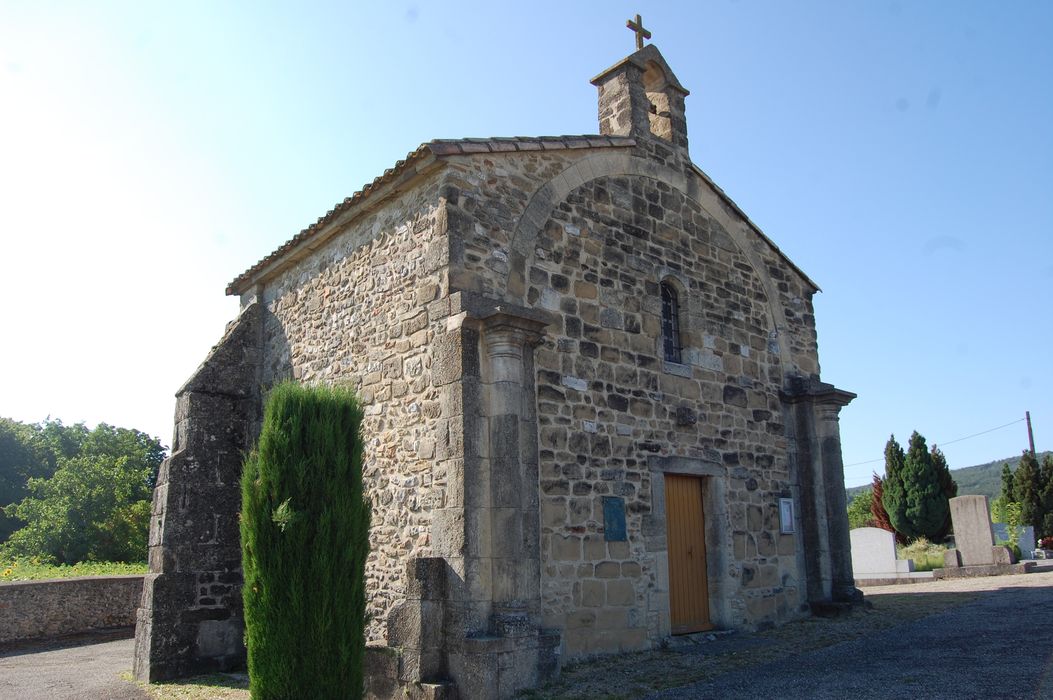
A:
[931,445,957,540]
[1015,450,1043,531]
[883,432,948,541]
[881,435,909,540]
[241,383,370,700]
[1000,463,1016,502]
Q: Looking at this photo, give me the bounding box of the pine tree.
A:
[1000,462,1017,502]
[1015,450,1044,531]
[241,383,370,700]
[930,445,957,540]
[883,432,948,541]
[881,435,909,539]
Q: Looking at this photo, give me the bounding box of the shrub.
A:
[241,383,369,700]
[847,489,875,529]
[897,537,947,572]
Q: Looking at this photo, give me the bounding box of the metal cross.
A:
[626,14,651,50]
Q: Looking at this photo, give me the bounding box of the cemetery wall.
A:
[0,575,143,644]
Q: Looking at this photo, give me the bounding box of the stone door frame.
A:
[663,472,714,634]
[644,456,733,634]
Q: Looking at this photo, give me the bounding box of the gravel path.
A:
[648,573,1053,699]
[0,630,145,700]
[534,571,1053,699]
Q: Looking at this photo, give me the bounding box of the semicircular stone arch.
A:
[506,151,797,374]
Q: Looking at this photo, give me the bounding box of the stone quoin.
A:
[134,35,860,700]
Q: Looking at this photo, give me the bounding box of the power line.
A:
[934,418,1027,448]
[844,417,1027,469]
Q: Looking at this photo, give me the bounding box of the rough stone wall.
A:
[444,145,821,658]
[758,250,819,378]
[529,174,803,652]
[443,151,600,301]
[0,576,143,644]
[253,178,449,644]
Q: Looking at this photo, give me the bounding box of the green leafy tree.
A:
[0,419,54,541]
[847,488,874,529]
[882,432,949,541]
[1,422,164,563]
[241,383,370,699]
[992,500,1024,560]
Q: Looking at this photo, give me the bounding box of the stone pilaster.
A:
[435,293,558,700]
[782,377,861,606]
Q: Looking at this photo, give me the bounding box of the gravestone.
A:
[992,523,1036,558]
[947,496,1009,566]
[849,527,914,578]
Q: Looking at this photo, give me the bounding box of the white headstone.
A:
[850,527,914,577]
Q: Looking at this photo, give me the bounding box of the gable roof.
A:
[591,44,689,96]
[226,134,819,296]
[226,135,635,296]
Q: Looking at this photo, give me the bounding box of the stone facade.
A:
[136,44,859,698]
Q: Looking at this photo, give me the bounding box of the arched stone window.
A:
[660,281,682,364]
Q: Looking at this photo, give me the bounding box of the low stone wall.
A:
[0,575,144,644]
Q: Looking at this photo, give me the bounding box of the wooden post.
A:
[1026,411,1036,456]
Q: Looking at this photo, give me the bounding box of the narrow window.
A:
[661,281,682,363]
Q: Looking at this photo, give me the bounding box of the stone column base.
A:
[447,627,561,700]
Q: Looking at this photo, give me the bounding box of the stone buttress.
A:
[134,303,261,681]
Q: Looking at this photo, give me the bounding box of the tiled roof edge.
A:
[225,135,636,296]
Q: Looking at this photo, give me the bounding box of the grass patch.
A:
[897,538,947,571]
[0,557,147,581]
[121,672,250,700]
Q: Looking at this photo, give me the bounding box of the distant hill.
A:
[846,451,1053,501]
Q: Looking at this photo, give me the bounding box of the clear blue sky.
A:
[1,2,1049,487]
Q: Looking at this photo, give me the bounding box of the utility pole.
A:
[1026,411,1036,456]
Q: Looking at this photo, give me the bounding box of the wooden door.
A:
[665,473,712,634]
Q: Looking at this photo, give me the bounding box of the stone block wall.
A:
[255,176,451,644]
[0,575,143,644]
[441,144,823,657]
[525,174,804,649]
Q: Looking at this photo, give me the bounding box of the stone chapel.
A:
[134,37,860,699]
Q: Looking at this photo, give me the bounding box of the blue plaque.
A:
[603,496,627,541]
